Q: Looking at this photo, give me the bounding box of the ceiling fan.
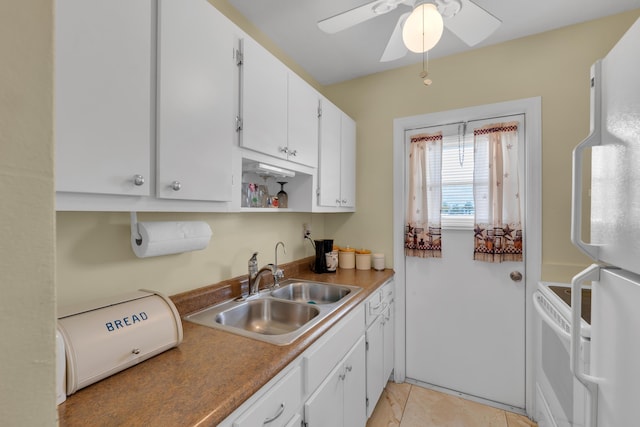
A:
[317,0,501,62]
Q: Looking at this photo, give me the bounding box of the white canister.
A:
[372,253,385,271]
[338,250,355,269]
[356,253,371,270]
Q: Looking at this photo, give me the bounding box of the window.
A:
[441,125,474,229]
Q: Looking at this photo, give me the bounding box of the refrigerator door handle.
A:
[571,60,602,260]
[571,264,602,427]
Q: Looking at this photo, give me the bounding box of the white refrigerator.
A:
[570,16,640,427]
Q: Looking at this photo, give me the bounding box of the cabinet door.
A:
[242,37,288,160]
[55,0,152,196]
[383,302,395,382]
[366,316,385,418]
[339,114,356,208]
[304,361,343,427]
[156,0,234,201]
[318,98,342,207]
[344,336,367,427]
[287,73,319,167]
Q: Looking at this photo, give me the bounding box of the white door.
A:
[591,268,640,426]
[55,0,152,196]
[156,0,234,202]
[342,336,367,427]
[405,115,526,409]
[287,72,319,167]
[241,36,288,159]
[365,316,384,418]
[318,98,342,207]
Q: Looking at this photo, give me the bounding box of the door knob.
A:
[510,271,523,282]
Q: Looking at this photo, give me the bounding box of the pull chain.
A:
[458,122,467,167]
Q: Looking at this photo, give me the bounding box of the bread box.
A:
[57,290,183,395]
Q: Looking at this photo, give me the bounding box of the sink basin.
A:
[184,279,362,345]
[271,281,352,304]
[216,299,319,335]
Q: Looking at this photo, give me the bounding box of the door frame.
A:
[392,97,542,414]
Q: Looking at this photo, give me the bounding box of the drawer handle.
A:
[263,403,285,425]
[370,301,387,313]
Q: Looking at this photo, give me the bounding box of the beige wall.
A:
[57,212,325,306]
[0,1,56,425]
[323,9,640,283]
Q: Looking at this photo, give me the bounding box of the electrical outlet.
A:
[303,223,311,239]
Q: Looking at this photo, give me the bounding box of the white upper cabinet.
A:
[287,72,319,167]
[340,114,356,208]
[240,38,319,168]
[55,0,152,196]
[156,0,234,201]
[240,37,288,160]
[317,97,356,210]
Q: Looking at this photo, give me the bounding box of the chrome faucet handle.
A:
[273,268,285,287]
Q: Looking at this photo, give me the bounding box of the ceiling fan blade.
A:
[443,0,501,46]
[380,12,410,62]
[318,0,403,34]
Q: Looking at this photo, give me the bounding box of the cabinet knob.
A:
[279,146,289,154]
[342,199,348,205]
[133,174,145,186]
[289,149,297,157]
[345,365,353,372]
[170,181,182,191]
[336,198,341,205]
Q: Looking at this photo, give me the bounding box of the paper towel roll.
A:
[131,221,212,258]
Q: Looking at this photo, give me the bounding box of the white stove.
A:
[533,282,592,427]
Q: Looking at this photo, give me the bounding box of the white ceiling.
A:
[227,0,640,85]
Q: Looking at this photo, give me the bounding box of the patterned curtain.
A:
[405,132,442,258]
[473,122,523,262]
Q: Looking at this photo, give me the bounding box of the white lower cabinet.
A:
[221,302,374,427]
[365,280,395,418]
[233,366,301,427]
[366,314,385,417]
[304,336,366,427]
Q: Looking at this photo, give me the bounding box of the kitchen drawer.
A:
[233,366,302,427]
[365,280,393,326]
[303,305,364,394]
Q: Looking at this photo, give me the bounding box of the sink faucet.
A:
[273,241,286,287]
[249,264,277,296]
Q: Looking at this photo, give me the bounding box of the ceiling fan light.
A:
[402,3,444,53]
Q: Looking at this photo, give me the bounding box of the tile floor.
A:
[367,382,538,427]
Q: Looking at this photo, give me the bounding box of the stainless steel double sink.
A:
[184,279,362,345]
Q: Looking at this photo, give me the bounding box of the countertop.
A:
[58,258,394,426]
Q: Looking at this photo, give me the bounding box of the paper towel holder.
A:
[130,212,143,246]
